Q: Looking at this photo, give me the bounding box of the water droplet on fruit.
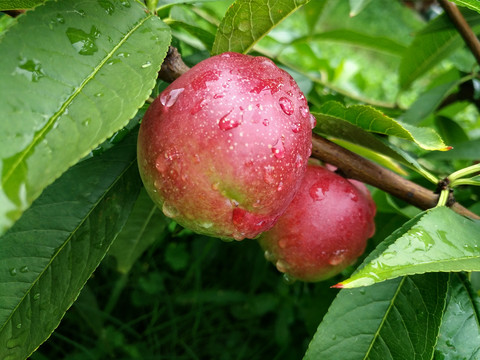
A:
[278,239,287,249]
[263,166,275,184]
[190,99,206,115]
[264,250,275,261]
[295,154,303,168]
[279,97,294,115]
[162,202,179,218]
[309,114,317,128]
[218,110,241,131]
[213,93,224,99]
[9,268,17,276]
[262,119,269,126]
[275,259,289,273]
[300,105,309,118]
[160,88,184,107]
[221,53,231,58]
[199,222,213,229]
[329,250,347,266]
[271,139,285,159]
[211,182,219,191]
[309,181,328,201]
[277,182,283,191]
[291,122,301,133]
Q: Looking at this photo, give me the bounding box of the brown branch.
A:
[311,134,479,219]
[158,47,480,220]
[439,0,480,67]
[158,46,190,83]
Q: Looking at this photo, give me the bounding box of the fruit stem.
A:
[436,189,450,208]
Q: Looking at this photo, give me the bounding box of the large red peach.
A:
[137,52,314,240]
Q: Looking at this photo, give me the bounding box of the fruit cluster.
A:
[137,52,376,282]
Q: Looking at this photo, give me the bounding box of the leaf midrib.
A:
[0,157,137,335]
[1,11,152,189]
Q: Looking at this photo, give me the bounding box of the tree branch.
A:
[439,0,480,67]
[311,134,479,219]
[157,47,480,220]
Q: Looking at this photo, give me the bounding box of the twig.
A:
[439,0,480,67]
[311,134,479,219]
[158,46,190,83]
[158,47,480,220]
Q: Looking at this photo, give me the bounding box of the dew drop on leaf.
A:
[98,0,115,15]
[237,20,250,32]
[141,61,152,68]
[9,268,17,276]
[66,26,100,55]
[13,58,45,82]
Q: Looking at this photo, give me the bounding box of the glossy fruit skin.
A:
[137,52,314,240]
[259,164,376,282]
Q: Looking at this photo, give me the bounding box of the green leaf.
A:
[315,101,450,151]
[349,0,372,17]
[168,20,215,50]
[399,9,480,89]
[108,188,168,274]
[301,29,407,56]
[338,207,480,288]
[424,138,480,160]
[0,132,141,360]
[0,0,171,236]
[304,273,449,360]
[212,0,311,55]
[435,273,480,359]
[402,80,461,125]
[450,0,480,13]
[0,0,44,10]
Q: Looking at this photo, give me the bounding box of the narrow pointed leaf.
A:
[339,207,480,288]
[0,0,171,236]
[315,101,449,151]
[349,0,372,17]
[0,133,141,360]
[108,188,168,274]
[450,0,480,13]
[399,9,480,89]
[304,273,449,360]
[300,30,406,56]
[435,273,480,359]
[212,0,311,55]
